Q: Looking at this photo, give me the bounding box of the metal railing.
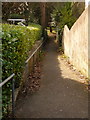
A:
[0,73,15,118]
[1,40,43,118]
[25,42,43,64]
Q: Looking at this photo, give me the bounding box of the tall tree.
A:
[40,2,46,28]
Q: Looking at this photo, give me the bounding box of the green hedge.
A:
[2,23,42,116]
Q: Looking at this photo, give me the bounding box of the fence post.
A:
[12,78,15,118]
[33,55,35,72]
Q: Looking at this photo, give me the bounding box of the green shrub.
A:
[2,23,42,117]
[9,14,23,19]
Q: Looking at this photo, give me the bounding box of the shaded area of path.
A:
[15,34,88,118]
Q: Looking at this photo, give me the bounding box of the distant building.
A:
[7,19,25,24]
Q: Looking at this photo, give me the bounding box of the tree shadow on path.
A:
[15,33,88,119]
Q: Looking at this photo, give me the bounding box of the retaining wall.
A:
[63,7,88,77]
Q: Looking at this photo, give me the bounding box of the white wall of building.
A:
[85,0,90,8]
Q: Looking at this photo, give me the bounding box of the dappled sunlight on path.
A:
[57,55,88,84]
[15,33,88,118]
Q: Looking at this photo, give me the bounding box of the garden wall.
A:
[63,6,88,77]
[22,40,42,85]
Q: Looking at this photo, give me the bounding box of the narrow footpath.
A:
[15,34,88,118]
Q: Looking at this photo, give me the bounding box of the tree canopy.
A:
[2,2,85,29]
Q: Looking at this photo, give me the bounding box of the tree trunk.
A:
[40,2,46,29]
[50,26,52,33]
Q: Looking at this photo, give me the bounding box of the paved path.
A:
[15,34,88,118]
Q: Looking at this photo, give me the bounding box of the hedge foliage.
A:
[2,23,42,80]
[2,23,42,116]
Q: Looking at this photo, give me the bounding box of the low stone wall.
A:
[22,40,42,85]
[63,7,88,77]
[15,40,43,101]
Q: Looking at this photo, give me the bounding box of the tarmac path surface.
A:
[15,34,88,118]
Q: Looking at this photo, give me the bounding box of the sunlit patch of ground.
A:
[47,30,56,36]
[57,54,88,86]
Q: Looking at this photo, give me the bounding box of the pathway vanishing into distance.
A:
[15,34,88,118]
